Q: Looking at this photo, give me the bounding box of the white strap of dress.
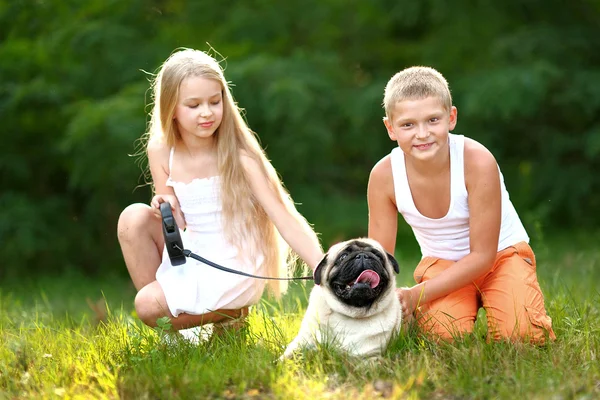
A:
[169,147,175,173]
[166,147,175,187]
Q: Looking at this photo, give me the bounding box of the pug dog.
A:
[282,238,401,359]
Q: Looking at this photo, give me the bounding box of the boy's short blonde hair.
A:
[383,66,452,118]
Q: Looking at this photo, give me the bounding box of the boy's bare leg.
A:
[117,203,164,290]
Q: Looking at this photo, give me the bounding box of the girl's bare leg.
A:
[118,203,245,330]
[117,203,164,290]
[135,281,246,329]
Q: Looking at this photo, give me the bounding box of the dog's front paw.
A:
[278,342,297,362]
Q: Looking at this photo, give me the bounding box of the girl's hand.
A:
[397,286,418,323]
[151,194,186,230]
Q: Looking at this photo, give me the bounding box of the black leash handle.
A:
[160,202,186,266]
[159,201,313,281]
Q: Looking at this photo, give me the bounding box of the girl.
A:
[117,48,323,337]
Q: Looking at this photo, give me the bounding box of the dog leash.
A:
[161,202,313,281]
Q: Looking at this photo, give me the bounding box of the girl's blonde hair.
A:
[383,66,453,118]
[146,48,300,297]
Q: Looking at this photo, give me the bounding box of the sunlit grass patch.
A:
[1,234,599,399]
[0,310,130,398]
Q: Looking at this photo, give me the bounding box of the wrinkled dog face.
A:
[314,238,399,309]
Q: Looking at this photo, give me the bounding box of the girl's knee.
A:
[134,289,154,326]
[134,285,169,327]
[117,204,154,242]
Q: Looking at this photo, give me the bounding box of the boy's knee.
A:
[419,324,472,343]
[488,308,555,344]
[117,203,154,242]
[417,312,475,342]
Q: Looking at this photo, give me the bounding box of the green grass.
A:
[1,231,599,399]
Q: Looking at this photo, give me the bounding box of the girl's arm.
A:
[367,155,398,255]
[402,141,501,314]
[241,154,323,270]
[147,141,185,229]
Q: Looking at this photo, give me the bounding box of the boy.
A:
[367,66,555,343]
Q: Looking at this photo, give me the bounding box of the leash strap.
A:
[176,245,313,281]
[160,201,313,281]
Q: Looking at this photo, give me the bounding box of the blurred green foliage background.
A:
[1,0,599,280]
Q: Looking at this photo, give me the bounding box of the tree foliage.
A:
[1,0,599,278]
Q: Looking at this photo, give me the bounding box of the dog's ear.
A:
[313,254,328,285]
[386,252,400,274]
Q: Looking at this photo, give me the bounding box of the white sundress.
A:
[155,149,266,317]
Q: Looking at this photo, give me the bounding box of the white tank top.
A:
[390,133,529,261]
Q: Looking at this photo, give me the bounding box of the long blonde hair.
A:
[146,48,298,297]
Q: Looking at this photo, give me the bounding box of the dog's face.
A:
[313,238,399,309]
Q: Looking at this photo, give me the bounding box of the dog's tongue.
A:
[354,270,380,288]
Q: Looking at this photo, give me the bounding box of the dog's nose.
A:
[355,253,370,260]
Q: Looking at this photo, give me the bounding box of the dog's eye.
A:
[339,253,348,261]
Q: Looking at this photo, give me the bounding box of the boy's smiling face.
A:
[384,96,457,162]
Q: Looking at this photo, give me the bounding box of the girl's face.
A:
[383,96,457,162]
[173,76,224,141]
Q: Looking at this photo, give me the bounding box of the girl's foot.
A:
[212,307,249,338]
[178,325,212,345]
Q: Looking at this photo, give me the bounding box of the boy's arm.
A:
[241,153,323,271]
[367,156,398,255]
[404,141,501,311]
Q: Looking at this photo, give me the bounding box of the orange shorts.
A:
[413,241,556,344]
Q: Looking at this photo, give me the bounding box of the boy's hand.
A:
[397,287,418,323]
[151,194,186,230]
